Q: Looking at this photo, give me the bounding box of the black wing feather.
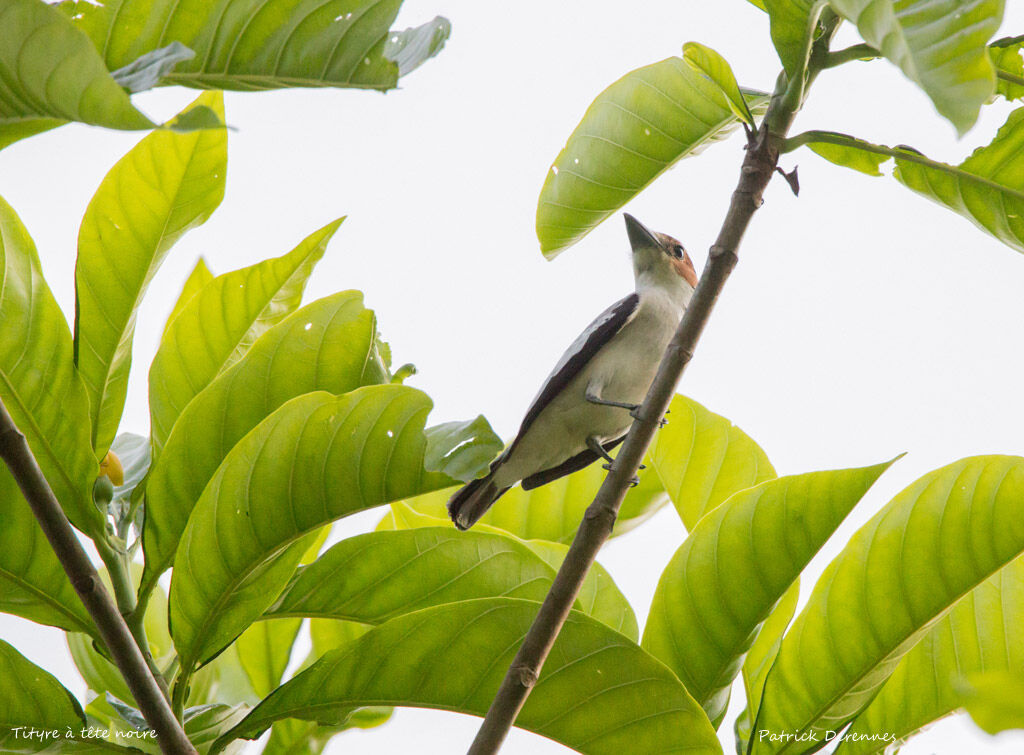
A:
[520,434,627,490]
[503,293,639,459]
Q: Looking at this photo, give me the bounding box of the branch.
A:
[467,16,841,754]
[0,398,197,755]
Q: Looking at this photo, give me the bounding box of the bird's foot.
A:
[629,406,670,427]
[602,462,641,487]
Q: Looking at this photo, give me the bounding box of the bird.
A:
[448,213,698,530]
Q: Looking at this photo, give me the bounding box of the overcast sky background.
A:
[2,1,1024,752]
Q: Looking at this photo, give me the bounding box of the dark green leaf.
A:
[214,599,721,755]
[148,219,341,454]
[0,196,100,533]
[754,456,1024,754]
[75,91,226,457]
[168,387,499,671]
[650,394,775,530]
[536,57,768,256]
[827,0,1002,134]
[141,291,388,599]
[0,0,154,150]
[0,640,85,750]
[642,462,891,727]
[61,0,448,92]
[763,0,824,75]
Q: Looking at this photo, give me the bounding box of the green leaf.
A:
[959,670,1024,735]
[0,469,94,637]
[236,618,303,699]
[753,456,1024,754]
[75,91,226,458]
[991,37,1024,100]
[168,387,499,672]
[734,582,800,752]
[0,0,154,151]
[807,141,887,176]
[746,0,768,10]
[147,218,341,454]
[267,527,635,636]
[112,42,196,93]
[61,0,449,92]
[423,416,505,483]
[375,505,639,638]
[0,195,100,533]
[182,703,251,753]
[214,599,721,755]
[394,445,668,544]
[796,120,1024,254]
[836,555,1024,753]
[164,258,213,337]
[141,291,388,598]
[762,0,825,75]
[827,0,1003,134]
[642,462,891,727]
[650,394,776,530]
[0,639,86,749]
[682,42,755,126]
[536,57,768,256]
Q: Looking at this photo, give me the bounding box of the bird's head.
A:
[624,213,698,291]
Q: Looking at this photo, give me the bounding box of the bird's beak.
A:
[624,213,660,251]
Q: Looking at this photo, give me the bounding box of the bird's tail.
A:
[447,470,510,530]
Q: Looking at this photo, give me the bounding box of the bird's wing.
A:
[504,292,640,457]
[520,434,627,490]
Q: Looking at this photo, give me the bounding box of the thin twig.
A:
[0,398,197,755]
[467,14,841,754]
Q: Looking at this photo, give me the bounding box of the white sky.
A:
[2,1,1024,753]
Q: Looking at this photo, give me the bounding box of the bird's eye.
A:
[672,245,684,259]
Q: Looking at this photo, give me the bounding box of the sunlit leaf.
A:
[0,640,85,749]
[650,394,775,530]
[959,670,1024,735]
[827,0,1002,134]
[0,0,154,150]
[215,599,721,755]
[148,219,340,454]
[75,91,226,457]
[0,469,94,637]
[836,556,1024,753]
[642,462,891,727]
[236,619,303,699]
[164,258,213,337]
[141,291,388,599]
[536,57,767,256]
[0,196,99,533]
[991,37,1024,100]
[754,456,1024,754]
[683,42,755,125]
[169,387,500,672]
[60,0,449,92]
[762,0,824,75]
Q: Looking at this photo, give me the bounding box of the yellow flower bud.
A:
[100,450,124,486]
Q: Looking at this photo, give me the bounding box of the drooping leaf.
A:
[650,394,776,530]
[375,505,639,638]
[235,618,303,699]
[214,599,721,755]
[75,91,226,458]
[682,42,755,126]
[807,140,887,176]
[423,416,505,483]
[796,118,1024,254]
[164,259,213,336]
[0,640,86,749]
[60,0,449,92]
[0,0,154,150]
[0,196,100,533]
[141,291,389,599]
[393,445,668,544]
[991,37,1024,100]
[536,57,768,256]
[169,387,500,672]
[148,218,341,453]
[753,456,1024,754]
[734,582,800,752]
[642,462,892,727]
[836,556,1024,753]
[0,469,94,637]
[959,670,1024,735]
[827,0,1003,134]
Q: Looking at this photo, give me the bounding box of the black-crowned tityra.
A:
[448,214,698,530]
